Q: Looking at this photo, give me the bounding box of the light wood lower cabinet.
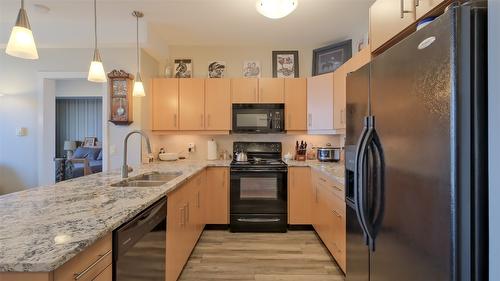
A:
[311,168,346,273]
[166,170,206,281]
[204,167,229,224]
[288,167,312,224]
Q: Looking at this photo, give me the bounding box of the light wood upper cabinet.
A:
[259,78,284,103]
[284,78,307,131]
[333,47,371,130]
[152,78,179,131]
[205,79,231,130]
[288,167,312,224]
[204,167,229,224]
[179,78,205,130]
[307,73,334,131]
[231,78,258,103]
[370,0,416,53]
[415,0,447,19]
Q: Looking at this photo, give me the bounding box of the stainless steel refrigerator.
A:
[345,1,488,281]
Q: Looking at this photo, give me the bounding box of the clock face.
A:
[112,79,127,97]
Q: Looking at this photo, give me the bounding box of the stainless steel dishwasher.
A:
[113,197,167,281]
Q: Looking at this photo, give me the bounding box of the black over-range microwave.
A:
[232,104,284,133]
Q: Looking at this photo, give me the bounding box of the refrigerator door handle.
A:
[355,116,372,246]
[367,119,385,252]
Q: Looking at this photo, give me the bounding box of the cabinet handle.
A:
[415,0,420,7]
[201,114,204,128]
[400,0,412,18]
[332,209,342,218]
[197,191,200,208]
[186,202,190,223]
[73,250,111,280]
[207,114,211,128]
[174,114,177,128]
[340,109,345,124]
[254,88,258,101]
[308,114,312,127]
[180,207,185,226]
[332,184,343,192]
[315,186,319,203]
[287,113,291,129]
[320,177,327,182]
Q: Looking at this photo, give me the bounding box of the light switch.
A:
[16,127,27,137]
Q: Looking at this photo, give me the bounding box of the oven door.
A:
[230,170,287,214]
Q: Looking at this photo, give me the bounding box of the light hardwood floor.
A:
[178,230,345,281]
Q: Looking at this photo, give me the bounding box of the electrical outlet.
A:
[110,145,116,155]
[16,127,27,137]
[188,143,196,153]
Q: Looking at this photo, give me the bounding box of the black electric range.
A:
[229,142,288,232]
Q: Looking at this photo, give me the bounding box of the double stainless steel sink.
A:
[111,171,182,187]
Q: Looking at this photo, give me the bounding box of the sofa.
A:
[55,147,103,182]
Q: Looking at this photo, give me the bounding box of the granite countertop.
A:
[0,158,343,273]
[0,160,230,272]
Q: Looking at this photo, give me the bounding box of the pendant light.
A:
[88,0,106,83]
[132,11,145,97]
[6,0,39,59]
[256,0,298,19]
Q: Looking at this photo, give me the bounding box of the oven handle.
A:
[237,218,281,223]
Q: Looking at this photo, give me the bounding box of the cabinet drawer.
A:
[92,265,112,281]
[314,170,344,202]
[54,234,112,281]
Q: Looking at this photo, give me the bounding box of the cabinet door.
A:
[416,0,446,19]
[259,78,284,103]
[231,78,258,103]
[370,0,416,52]
[205,79,231,130]
[205,167,229,224]
[179,78,205,130]
[284,78,307,131]
[333,47,371,130]
[307,73,334,131]
[288,167,312,224]
[152,78,178,130]
[166,188,187,281]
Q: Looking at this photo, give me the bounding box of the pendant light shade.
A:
[133,72,146,97]
[6,0,39,59]
[88,0,106,83]
[132,11,145,97]
[256,0,298,19]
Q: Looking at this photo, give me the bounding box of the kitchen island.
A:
[0,159,344,280]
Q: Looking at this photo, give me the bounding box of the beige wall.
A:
[167,45,318,78]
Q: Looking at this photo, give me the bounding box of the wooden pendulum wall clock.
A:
[108,69,134,125]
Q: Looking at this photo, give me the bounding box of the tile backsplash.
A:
[151,133,344,160]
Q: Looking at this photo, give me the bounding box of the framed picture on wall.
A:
[312,39,352,76]
[83,137,96,147]
[243,61,261,78]
[208,61,226,78]
[174,59,193,78]
[272,51,299,78]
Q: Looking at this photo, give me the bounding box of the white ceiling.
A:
[0,0,375,56]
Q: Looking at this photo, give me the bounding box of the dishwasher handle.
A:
[113,197,167,258]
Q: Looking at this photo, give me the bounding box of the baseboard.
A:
[288,224,314,230]
[204,224,229,230]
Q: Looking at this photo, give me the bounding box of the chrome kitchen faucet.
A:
[122,130,153,178]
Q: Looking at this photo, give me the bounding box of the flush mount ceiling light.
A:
[256,0,298,19]
[6,0,39,59]
[132,11,145,97]
[87,0,106,83]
